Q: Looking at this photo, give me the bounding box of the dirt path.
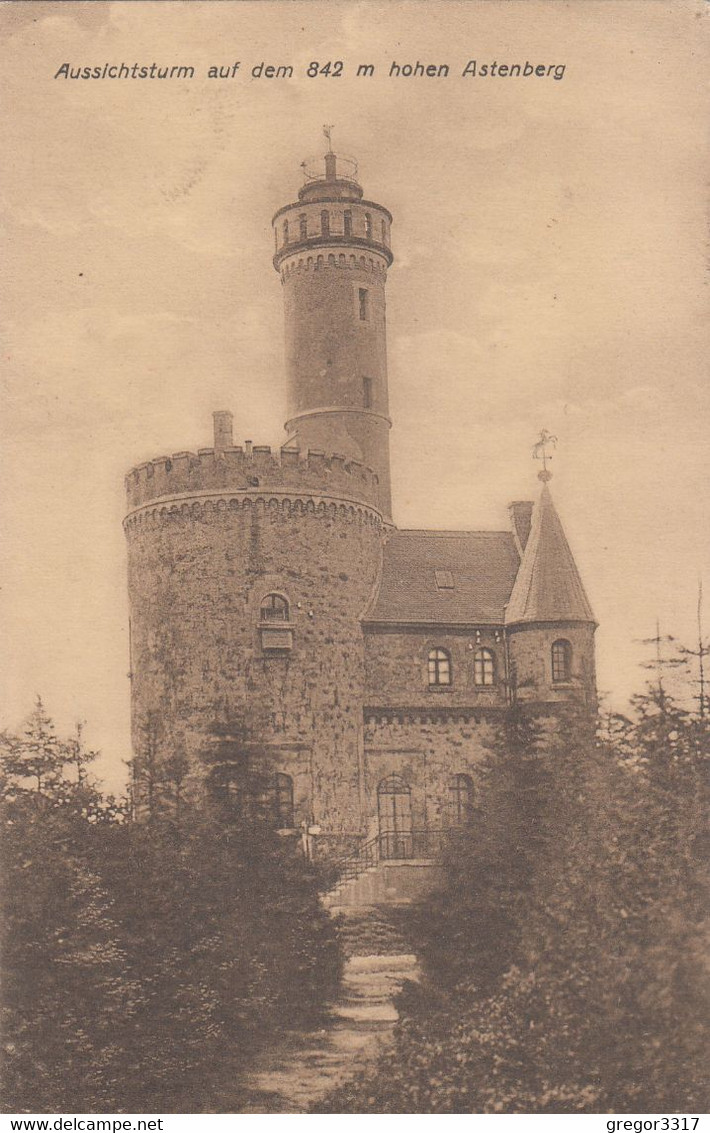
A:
[240,911,418,1113]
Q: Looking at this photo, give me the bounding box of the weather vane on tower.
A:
[533,428,557,481]
[323,124,335,152]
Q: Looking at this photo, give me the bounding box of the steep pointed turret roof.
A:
[505,483,595,625]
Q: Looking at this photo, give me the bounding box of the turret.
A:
[505,475,597,706]
[272,144,394,522]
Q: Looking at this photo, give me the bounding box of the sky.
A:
[1,0,708,791]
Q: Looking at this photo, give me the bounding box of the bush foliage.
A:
[315,668,709,1113]
[0,701,341,1113]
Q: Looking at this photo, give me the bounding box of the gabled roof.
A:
[365,530,521,626]
[505,484,595,625]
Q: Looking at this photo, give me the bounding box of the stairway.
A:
[239,907,419,1112]
[324,858,444,910]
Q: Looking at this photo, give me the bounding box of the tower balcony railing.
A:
[301,154,359,184]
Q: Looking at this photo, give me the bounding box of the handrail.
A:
[336,835,380,883]
[333,827,455,885]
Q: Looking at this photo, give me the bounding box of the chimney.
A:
[508,500,534,557]
[213,410,233,452]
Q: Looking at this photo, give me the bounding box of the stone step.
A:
[332,1002,399,1024]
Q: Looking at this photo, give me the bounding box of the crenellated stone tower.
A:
[124,142,598,868]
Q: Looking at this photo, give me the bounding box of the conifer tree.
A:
[0,696,67,794]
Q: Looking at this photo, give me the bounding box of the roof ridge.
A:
[394,529,513,538]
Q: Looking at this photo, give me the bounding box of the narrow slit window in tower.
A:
[365,212,373,238]
[359,288,369,321]
[344,209,352,236]
[363,377,373,408]
[321,209,330,236]
[381,218,387,245]
[282,219,289,245]
[272,773,294,829]
[299,213,307,240]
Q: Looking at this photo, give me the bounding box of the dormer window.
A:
[260,593,289,622]
[552,639,572,683]
[434,570,454,590]
[428,648,451,687]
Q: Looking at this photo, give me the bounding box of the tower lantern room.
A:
[272,147,395,522]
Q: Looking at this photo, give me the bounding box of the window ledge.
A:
[427,685,454,693]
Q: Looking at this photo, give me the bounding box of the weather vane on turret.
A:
[533,428,557,481]
[323,124,334,153]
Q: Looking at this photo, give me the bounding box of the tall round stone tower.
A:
[123,147,393,855]
[272,148,394,522]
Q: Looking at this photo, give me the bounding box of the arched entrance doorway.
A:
[377,774,412,859]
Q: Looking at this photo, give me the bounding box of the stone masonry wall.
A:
[125,493,383,835]
[507,621,597,706]
[363,713,501,833]
[364,628,508,709]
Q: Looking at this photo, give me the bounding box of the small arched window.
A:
[364,212,373,238]
[449,774,474,826]
[273,773,294,828]
[299,213,307,240]
[474,648,496,686]
[552,639,572,683]
[282,219,289,245]
[321,209,330,236]
[428,648,451,687]
[260,593,289,623]
[344,209,352,236]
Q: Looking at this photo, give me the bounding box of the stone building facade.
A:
[124,149,597,862]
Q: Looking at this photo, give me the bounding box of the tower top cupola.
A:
[297,149,364,204]
[272,132,393,270]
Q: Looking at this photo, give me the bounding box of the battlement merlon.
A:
[124,412,382,513]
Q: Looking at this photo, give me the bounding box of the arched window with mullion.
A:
[474,648,495,686]
[551,639,572,683]
[428,647,452,687]
[449,773,474,827]
[260,593,289,623]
